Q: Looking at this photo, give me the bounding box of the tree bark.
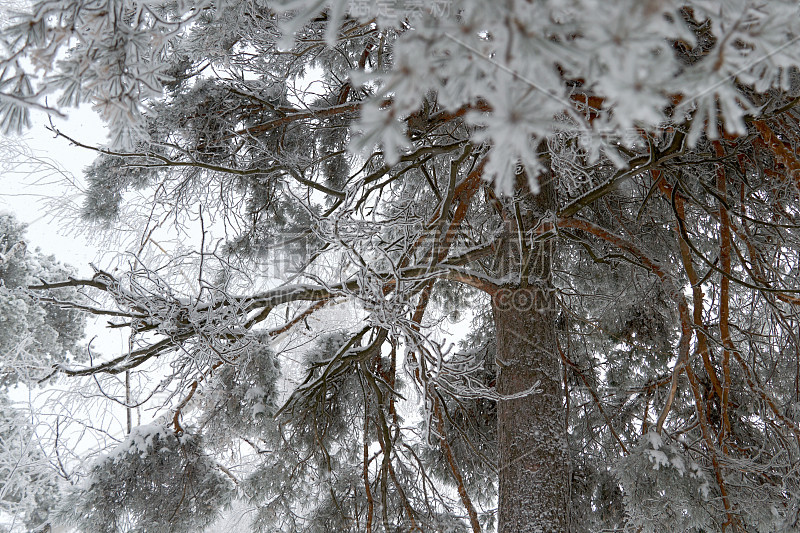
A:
[494,177,570,533]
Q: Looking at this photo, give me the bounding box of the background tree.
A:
[0,213,85,532]
[4,1,800,532]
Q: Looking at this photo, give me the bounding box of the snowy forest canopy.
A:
[2,1,800,532]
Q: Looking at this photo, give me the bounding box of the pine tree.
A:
[5,1,800,532]
[0,213,86,532]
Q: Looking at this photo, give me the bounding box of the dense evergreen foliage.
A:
[3,1,800,531]
[0,214,85,532]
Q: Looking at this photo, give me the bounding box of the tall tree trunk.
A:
[494,177,570,533]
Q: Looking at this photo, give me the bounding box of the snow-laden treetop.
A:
[2,0,799,194]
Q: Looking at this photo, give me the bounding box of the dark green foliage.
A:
[0,214,87,531]
[58,426,234,533]
[200,339,281,447]
[0,213,85,387]
[82,154,158,222]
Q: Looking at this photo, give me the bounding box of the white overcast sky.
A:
[0,107,137,360]
[1,106,108,273]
